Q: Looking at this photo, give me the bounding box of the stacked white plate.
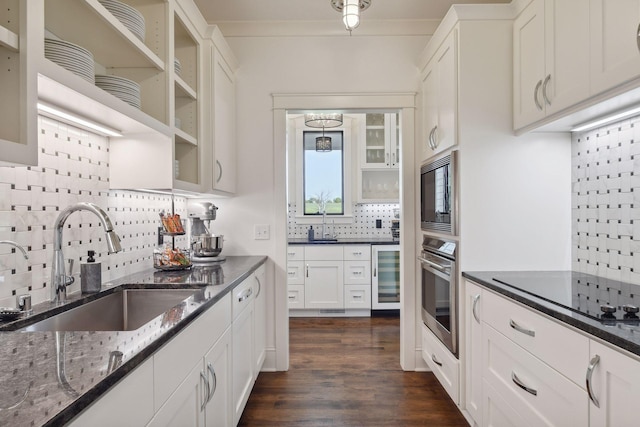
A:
[95,74,141,109]
[99,0,145,42]
[44,38,95,84]
[174,58,182,76]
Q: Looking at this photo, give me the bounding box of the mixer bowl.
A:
[192,234,223,257]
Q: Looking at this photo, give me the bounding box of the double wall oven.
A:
[418,152,458,357]
[418,236,458,357]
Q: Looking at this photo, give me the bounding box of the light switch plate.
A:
[254,224,270,240]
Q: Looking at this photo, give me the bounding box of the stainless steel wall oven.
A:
[418,236,458,357]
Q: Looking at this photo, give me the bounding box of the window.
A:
[303,130,344,215]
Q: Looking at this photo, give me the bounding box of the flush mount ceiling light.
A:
[331,0,372,34]
[305,113,343,152]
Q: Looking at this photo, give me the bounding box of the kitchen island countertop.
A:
[463,271,640,357]
[0,255,266,427]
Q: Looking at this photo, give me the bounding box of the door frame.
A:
[272,93,418,371]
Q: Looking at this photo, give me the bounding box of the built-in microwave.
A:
[420,152,455,234]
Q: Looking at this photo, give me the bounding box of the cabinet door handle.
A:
[511,371,537,396]
[542,74,552,106]
[386,153,389,166]
[431,353,443,367]
[534,79,543,111]
[216,160,223,183]
[238,288,253,302]
[255,276,262,298]
[207,363,217,404]
[288,294,296,300]
[509,319,535,337]
[373,266,377,277]
[637,22,640,52]
[306,264,309,278]
[391,152,396,165]
[472,294,480,323]
[586,354,600,408]
[200,371,210,411]
[431,125,438,149]
[428,127,435,150]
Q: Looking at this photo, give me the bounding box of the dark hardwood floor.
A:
[239,316,469,426]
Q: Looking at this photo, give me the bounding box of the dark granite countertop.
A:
[0,255,266,427]
[288,237,399,245]
[463,271,640,357]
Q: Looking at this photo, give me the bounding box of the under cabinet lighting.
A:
[571,105,640,133]
[37,102,123,137]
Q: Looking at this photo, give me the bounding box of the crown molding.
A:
[212,19,440,38]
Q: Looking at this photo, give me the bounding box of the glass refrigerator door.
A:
[372,245,400,310]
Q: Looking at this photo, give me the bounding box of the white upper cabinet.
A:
[420,29,456,162]
[513,0,590,130]
[0,0,238,197]
[357,113,400,203]
[360,113,399,169]
[590,0,640,96]
[207,36,237,194]
[0,1,38,167]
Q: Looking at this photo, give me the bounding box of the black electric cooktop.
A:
[491,271,640,324]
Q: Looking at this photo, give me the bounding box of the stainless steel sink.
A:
[20,289,197,332]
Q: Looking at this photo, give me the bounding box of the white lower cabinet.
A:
[464,278,640,427]
[483,325,588,427]
[149,329,232,427]
[464,280,483,426]
[149,292,232,427]
[305,260,343,309]
[287,244,373,314]
[589,340,640,427]
[68,357,155,427]
[231,277,256,425]
[421,323,460,404]
[253,264,267,375]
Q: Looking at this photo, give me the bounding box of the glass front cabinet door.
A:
[372,245,400,310]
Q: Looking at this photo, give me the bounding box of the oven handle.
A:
[417,256,449,274]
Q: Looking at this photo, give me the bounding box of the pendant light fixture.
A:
[331,0,371,34]
[304,113,343,152]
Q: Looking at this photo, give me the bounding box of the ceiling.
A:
[193,0,512,36]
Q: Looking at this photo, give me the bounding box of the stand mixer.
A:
[187,201,225,263]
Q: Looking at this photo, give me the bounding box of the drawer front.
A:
[344,284,371,309]
[287,245,304,261]
[344,260,371,285]
[232,276,255,320]
[288,285,305,309]
[483,290,589,386]
[287,261,304,285]
[483,325,588,427]
[421,323,459,404]
[343,245,371,261]
[304,245,343,261]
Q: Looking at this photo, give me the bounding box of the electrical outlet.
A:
[254,224,270,240]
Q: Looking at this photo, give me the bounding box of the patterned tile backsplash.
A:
[4,112,640,306]
[572,114,640,284]
[287,203,400,239]
[0,117,187,307]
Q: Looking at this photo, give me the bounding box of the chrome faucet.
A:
[51,202,122,304]
[0,240,29,260]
